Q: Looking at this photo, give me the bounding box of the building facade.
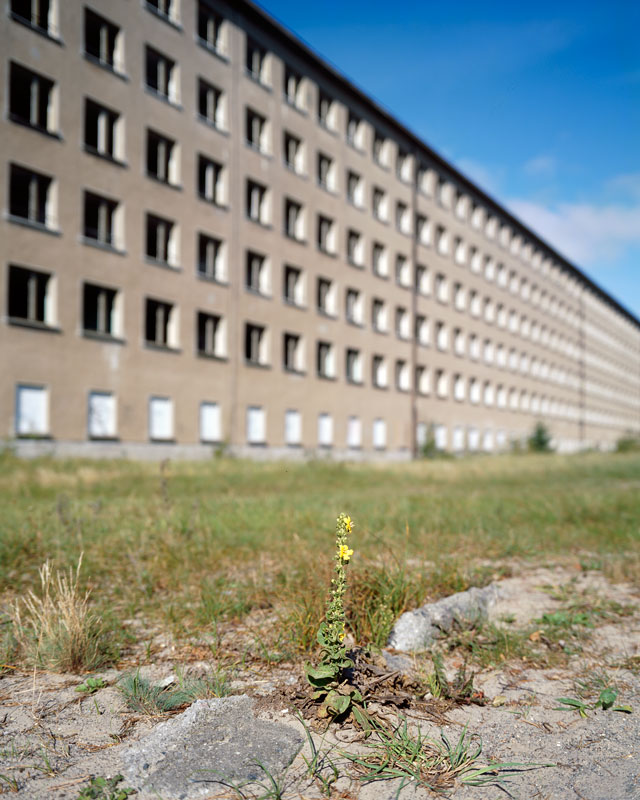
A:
[2,0,639,459]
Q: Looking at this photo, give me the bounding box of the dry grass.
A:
[11,555,114,672]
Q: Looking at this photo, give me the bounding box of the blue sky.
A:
[260,0,640,319]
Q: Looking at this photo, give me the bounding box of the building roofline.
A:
[240,0,640,330]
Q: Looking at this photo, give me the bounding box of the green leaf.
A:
[305,663,337,681]
[556,697,586,708]
[325,691,351,716]
[598,688,618,710]
[612,705,633,713]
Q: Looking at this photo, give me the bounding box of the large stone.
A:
[387,584,500,652]
[122,695,303,799]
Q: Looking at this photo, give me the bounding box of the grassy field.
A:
[1,450,639,670]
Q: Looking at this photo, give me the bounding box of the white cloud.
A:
[523,155,557,178]
[455,158,503,196]
[507,198,640,265]
[606,172,640,202]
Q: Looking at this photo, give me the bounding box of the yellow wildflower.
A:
[338,632,345,641]
[344,516,353,533]
[339,544,354,562]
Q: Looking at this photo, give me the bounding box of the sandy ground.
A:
[1,562,639,799]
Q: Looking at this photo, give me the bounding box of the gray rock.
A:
[122,695,303,799]
[387,584,501,652]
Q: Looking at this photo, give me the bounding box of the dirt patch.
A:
[1,562,639,799]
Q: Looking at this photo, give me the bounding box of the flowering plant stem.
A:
[305,514,364,720]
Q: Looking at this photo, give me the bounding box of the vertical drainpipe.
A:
[410,150,419,459]
[578,288,585,448]
[228,9,242,453]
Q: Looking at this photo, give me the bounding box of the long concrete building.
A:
[2,0,639,459]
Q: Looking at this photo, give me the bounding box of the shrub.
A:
[528,422,553,453]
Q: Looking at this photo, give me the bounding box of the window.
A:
[347,112,363,148]
[395,307,410,340]
[373,132,387,166]
[84,8,122,71]
[83,282,120,337]
[149,396,173,441]
[198,156,224,205]
[317,152,334,191]
[372,298,387,333]
[470,290,481,317]
[245,251,269,295]
[244,323,268,365]
[317,413,333,447]
[197,3,225,55]
[497,385,507,409]
[347,229,363,266]
[454,374,465,402]
[416,366,430,395]
[484,297,495,324]
[246,38,268,84]
[346,348,363,384]
[200,402,222,443]
[468,427,480,452]
[283,131,303,173]
[482,430,494,452]
[197,312,225,358]
[284,409,302,446]
[346,171,363,207]
[84,99,121,160]
[283,265,304,306]
[9,164,54,229]
[15,384,48,436]
[415,315,430,346]
[88,391,116,439]
[469,334,480,360]
[436,369,448,398]
[8,265,55,327]
[316,277,336,316]
[145,46,178,103]
[415,265,430,295]
[372,355,388,388]
[485,257,496,282]
[454,282,466,311]
[395,360,410,392]
[436,225,449,255]
[454,328,465,356]
[246,406,266,444]
[318,91,335,129]
[395,255,411,288]
[246,179,268,224]
[11,0,57,33]
[198,79,225,129]
[397,150,411,182]
[454,237,466,265]
[146,130,178,185]
[345,288,363,325]
[452,426,465,452]
[372,419,387,449]
[372,187,387,221]
[316,341,335,378]
[145,297,178,348]
[284,198,304,241]
[284,66,304,109]
[197,234,225,282]
[416,214,430,246]
[317,215,335,254]
[347,416,362,449]
[396,202,409,234]
[246,107,268,153]
[372,242,388,277]
[469,378,480,405]
[146,0,178,24]
[9,63,55,132]
[283,333,304,373]
[483,339,494,364]
[436,321,448,351]
[146,213,178,266]
[435,273,449,303]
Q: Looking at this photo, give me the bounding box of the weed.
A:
[118,667,230,715]
[528,422,553,452]
[76,677,108,694]
[555,688,632,717]
[11,556,115,672]
[75,774,135,800]
[342,716,542,793]
[297,713,341,797]
[426,652,480,702]
[0,773,19,793]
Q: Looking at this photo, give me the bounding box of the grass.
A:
[0,450,639,669]
[117,667,232,714]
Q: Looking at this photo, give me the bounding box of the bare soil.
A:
[1,561,639,799]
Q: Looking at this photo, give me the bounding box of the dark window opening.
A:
[8,265,50,323]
